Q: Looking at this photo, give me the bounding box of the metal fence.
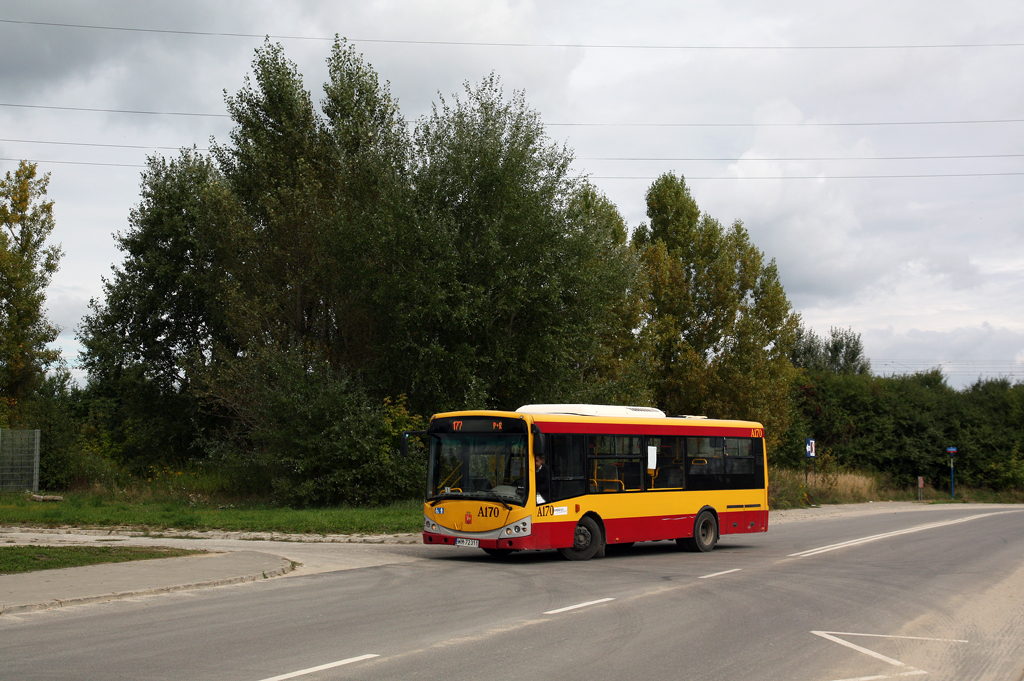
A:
[0,429,40,492]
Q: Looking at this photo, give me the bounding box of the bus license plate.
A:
[455,538,479,548]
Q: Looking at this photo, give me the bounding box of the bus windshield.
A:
[427,431,529,505]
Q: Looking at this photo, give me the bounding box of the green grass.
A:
[0,545,204,575]
[0,494,425,535]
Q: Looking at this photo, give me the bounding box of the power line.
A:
[3,18,1023,50]
[582,154,1024,162]
[3,139,1019,162]
[549,119,1024,128]
[0,137,191,151]
[0,157,145,168]
[2,102,1021,127]
[4,156,1020,177]
[0,103,229,117]
[594,172,1024,180]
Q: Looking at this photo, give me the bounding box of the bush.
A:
[202,344,424,507]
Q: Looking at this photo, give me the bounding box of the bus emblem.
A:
[465,512,473,524]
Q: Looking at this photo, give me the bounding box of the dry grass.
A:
[768,466,1024,508]
[770,467,892,509]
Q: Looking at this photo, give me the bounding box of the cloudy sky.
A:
[2,1,1022,388]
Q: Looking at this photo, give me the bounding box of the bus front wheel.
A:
[678,510,718,552]
[558,516,603,561]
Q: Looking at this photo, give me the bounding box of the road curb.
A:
[0,556,294,615]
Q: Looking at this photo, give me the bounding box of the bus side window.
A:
[685,437,726,490]
[647,436,685,489]
[588,435,643,492]
[550,434,587,501]
[721,437,765,490]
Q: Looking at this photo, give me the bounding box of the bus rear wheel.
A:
[678,510,718,552]
[558,516,603,561]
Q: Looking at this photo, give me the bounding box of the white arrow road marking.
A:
[812,631,968,681]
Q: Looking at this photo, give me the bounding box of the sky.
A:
[1,1,1022,389]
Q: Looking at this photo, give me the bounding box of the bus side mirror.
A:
[531,423,545,458]
[400,430,427,458]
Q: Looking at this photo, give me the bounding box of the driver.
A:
[535,453,551,503]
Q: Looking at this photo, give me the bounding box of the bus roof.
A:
[516,404,667,418]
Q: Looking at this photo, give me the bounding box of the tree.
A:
[792,325,871,374]
[77,150,237,465]
[385,75,646,411]
[0,161,63,423]
[632,173,800,448]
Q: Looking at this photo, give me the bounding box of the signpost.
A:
[805,439,815,485]
[946,447,957,499]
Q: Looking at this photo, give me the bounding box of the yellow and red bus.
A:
[418,404,768,560]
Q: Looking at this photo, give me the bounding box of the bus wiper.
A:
[428,493,463,506]
[477,493,512,510]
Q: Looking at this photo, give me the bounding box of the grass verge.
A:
[0,545,204,575]
[768,467,1024,509]
[0,494,424,535]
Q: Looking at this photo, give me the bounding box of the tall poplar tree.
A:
[0,161,63,423]
[632,173,799,447]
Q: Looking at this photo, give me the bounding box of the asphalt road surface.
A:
[3,504,1024,681]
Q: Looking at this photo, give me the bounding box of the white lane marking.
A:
[790,513,1009,557]
[822,632,968,644]
[828,671,927,681]
[257,654,380,681]
[812,630,969,681]
[698,568,742,579]
[544,597,614,614]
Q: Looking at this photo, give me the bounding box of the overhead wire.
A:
[2,102,1023,128]
[3,18,1023,50]
[3,139,1021,163]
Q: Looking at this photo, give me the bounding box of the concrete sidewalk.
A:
[0,525,426,616]
[0,550,293,615]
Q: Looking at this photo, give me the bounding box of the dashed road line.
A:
[543,597,614,614]
[257,654,380,681]
[699,568,742,579]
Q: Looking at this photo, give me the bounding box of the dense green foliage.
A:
[68,41,646,506]
[779,370,1024,490]
[4,41,1021,508]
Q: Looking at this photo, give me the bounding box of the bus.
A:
[415,404,768,560]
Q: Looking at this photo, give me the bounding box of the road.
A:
[2,503,1023,681]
